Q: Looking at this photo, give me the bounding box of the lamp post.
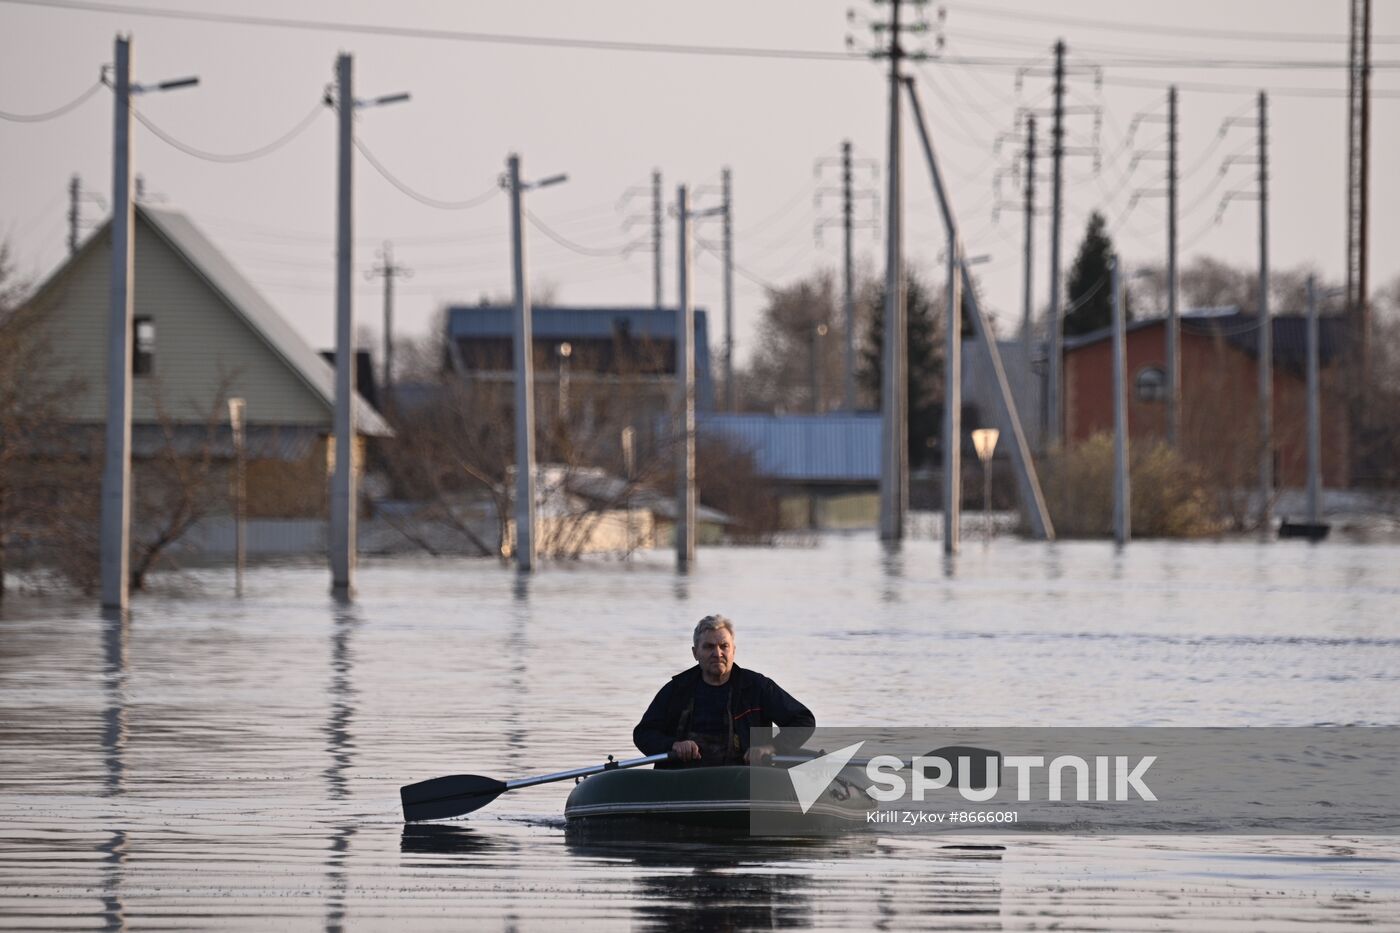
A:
[557,341,572,424]
[809,322,829,413]
[227,398,246,597]
[98,35,198,611]
[972,428,999,540]
[503,155,568,572]
[328,54,409,597]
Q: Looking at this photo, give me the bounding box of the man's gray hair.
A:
[693,614,735,646]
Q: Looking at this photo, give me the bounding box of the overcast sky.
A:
[2,0,1396,367]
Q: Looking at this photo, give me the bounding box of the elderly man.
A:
[634,614,815,768]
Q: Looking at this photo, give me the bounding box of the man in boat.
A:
[634,614,815,769]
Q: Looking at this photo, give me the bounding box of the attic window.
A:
[1135,365,1166,402]
[133,316,155,376]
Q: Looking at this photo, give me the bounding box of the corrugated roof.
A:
[697,413,881,483]
[139,206,391,436]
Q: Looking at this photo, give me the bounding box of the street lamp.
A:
[557,341,572,424]
[98,35,199,611]
[972,427,999,540]
[810,322,829,413]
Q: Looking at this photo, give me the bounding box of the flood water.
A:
[2,534,1398,930]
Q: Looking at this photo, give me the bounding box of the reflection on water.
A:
[1,538,1398,929]
[325,600,359,933]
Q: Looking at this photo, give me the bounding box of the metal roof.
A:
[697,413,881,483]
[139,206,391,436]
[448,304,715,409]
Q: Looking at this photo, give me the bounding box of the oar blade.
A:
[927,745,1003,790]
[401,774,508,822]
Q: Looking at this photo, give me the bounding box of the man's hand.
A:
[744,744,775,766]
[671,740,701,761]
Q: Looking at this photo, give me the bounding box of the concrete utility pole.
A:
[1111,256,1130,546]
[328,57,408,593]
[905,78,1054,542]
[675,184,697,570]
[878,0,908,543]
[68,174,81,256]
[943,234,962,555]
[367,241,411,409]
[721,167,735,411]
[1346,0,1372,387]
[98,37,197,610]
[99,36,135,611]
[1020,116,1036,353]
[652,169,664,311]
[503,156,567,572]
[330,53,356,595]
[1257,90,1273,534]
[841,141,857,411]
[1045,39,1067,448]
[1305,275,1322,527]
[816,140,877,410]
[508,154,536,572]
[1166,86,1181,448]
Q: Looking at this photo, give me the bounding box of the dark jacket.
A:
[633,663,815,767]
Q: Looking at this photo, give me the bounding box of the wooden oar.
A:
[401,751,671,822]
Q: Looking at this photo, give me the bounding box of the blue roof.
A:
[697,413,881,483]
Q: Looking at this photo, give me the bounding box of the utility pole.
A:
[878,0,907,543]
[1045,39,1066,448]
[652,169,664,311]
[1166,86,1180,448]
[1346,0,1372,389]
[905,77,1054,543]
[507,155,536,573]
[68,174,81,256]
[1111,255,1130,546]
[1305,275,1322,527]
[99,36,135,612]
[675,184,697,570]
[842,141,856,410]
[1020,116,1036,352]
[99,37,197,610]
[328,56,407,594]
[503,156,568,572]
[816,140,878,411]
[721,167,735,411]
[1257,90,1272,535]
[329,53,356,595]
[366,241,411,409]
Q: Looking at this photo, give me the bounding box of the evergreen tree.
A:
[858,268,956,469]
[1064,211,1130,336]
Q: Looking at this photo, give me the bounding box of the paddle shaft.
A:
[505,752,670,790]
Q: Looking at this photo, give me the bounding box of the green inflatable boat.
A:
[564,765,872,831]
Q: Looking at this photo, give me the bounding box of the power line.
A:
[131,100,324,163]
[526,210,637,257]
[942,1,1400,46]
[0,80,102,122]
[353,137,500,210]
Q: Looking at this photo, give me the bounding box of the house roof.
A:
[25,205,390,437]
[447,303,715,409]
[1064,307,1351,375]
[697,413,882,483]
[139,207,391,436]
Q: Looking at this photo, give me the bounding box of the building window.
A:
[133,316,155,376]
[1135,365,1166,402]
